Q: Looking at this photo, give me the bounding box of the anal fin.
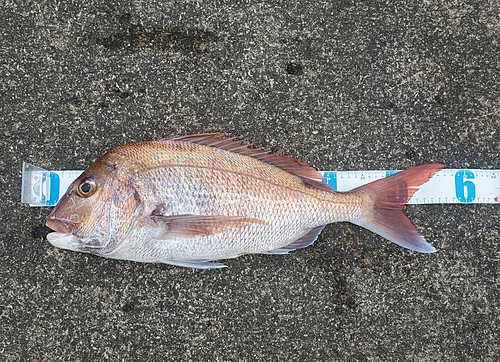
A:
[158,259,227,269]
[262,225,325,255]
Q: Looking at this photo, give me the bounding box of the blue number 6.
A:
[455,170,476,202]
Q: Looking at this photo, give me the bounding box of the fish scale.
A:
[45,133,444,268]
[126,165,336,260]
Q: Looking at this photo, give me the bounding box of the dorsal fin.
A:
[162,133,333,192]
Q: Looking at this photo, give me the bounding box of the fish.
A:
[45,133,444,269]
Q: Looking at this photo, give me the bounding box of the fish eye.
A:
[77,178,96,197]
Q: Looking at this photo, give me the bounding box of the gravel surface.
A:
[1,0,499,360]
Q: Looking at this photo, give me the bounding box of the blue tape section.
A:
[385,170,400,177]
[454,170,476,203]
[322,171,337,191]
[47,172,60,206]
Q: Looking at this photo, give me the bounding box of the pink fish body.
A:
[46,133,444,268]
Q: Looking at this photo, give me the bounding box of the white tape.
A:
[321,169,499,204]
[21,163,83,206]
[21,162,499,206]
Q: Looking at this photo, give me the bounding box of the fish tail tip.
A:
[424,245,437,253]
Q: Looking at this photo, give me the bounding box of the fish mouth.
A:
[46,216,78,249]
[46,216,76,234]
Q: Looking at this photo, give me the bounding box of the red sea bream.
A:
[46,133,444,268]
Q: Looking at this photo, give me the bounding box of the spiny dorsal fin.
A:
[162,133,333,192]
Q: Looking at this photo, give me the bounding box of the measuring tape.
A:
[21,162,499,206]
[322,169,498,204]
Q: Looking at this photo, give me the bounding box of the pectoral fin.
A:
[150,214,269,238]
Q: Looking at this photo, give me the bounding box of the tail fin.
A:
[351,164,444,253]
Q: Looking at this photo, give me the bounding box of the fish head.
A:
[46,151,143,256]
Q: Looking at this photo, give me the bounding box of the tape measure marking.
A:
[21,162,500,206]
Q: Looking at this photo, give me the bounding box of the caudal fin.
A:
[351,164,444,253]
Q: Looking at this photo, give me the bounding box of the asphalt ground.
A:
[1,0,499,360]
